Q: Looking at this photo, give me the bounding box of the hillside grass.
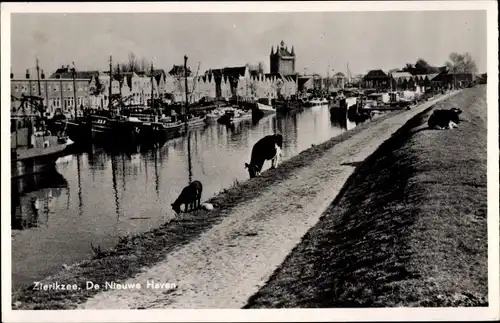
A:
[12,109,406,310]
[245,86,488,308]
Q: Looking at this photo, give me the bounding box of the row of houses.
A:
[362,68,477,92]
[11,64,298,117]
[301,67,478,94]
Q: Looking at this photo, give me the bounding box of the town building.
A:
[362,69,390,90]
[11,68,93,118]
[270,41,296,76]
[87,70,160,110]
[297,76,314,93]
[205,66,250,100]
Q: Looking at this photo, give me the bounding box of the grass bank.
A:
[245,86,488,308]
[12,109,406,310]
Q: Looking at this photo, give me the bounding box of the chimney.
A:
[41,69,45,79]
[25,69,30,79]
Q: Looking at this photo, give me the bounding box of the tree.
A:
[388,68,401,75]
[127,52,137,72]
[414,58,440,74]
[247,61,266,77]
[402,63,415,74]
[445,52,477,74]
[257,61,265,74]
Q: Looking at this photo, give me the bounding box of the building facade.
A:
[270,41,296,76]
[11,70,92,118]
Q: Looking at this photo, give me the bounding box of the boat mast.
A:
[71,62,78,118]
[117,63,122,101]
[150,61,154,111]
[108,55,113,111]
[184,55,189,116]
[36,58,41,96]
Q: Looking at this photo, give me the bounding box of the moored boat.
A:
[11,116,74,179]
[308,97,329,107]
[251,98,276,121]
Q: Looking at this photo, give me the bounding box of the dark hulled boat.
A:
[11,115,74,179]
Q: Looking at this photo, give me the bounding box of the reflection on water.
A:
[11,106,360,291]
[11,171,69,231]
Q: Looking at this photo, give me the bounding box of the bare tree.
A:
[445,52,477,74]
[257,61,266,74]
[127,52,137,72]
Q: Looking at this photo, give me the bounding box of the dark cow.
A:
[171,180,203,214]
[428,107,462,129]
[245,134,283,178]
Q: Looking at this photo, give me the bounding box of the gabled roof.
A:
[272,41,295,57]
[414,73,440,81]
[297,76,312,88]
[169,65,192,76]
[391,71,413,79]
[206,66,247,80]
[49,68,99,80]
[364,69,388,79]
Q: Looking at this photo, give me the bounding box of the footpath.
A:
[78,91,460,309]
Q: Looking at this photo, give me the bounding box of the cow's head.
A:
[245,163,258,178]
[450,108,463,123]
[274,134,284,149]
[171,202,181,215]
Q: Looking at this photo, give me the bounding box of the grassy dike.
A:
[244,86,488,308]
[12,110,407,310]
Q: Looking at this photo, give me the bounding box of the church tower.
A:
[270,40,296,76]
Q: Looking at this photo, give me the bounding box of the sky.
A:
[10,11,487,78]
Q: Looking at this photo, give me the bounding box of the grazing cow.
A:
[171,180,203,214]
[428,107,463,129]
[245,134,283,178]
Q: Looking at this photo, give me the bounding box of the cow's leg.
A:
[275,147,281,167]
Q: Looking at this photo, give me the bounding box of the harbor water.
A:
[11,106,357,291]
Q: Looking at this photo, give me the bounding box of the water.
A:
[11,106,357,291]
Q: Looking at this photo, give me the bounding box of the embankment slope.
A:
[245,86,488,308]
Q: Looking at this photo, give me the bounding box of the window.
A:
[68,84,73,91]
[32,85,37,92]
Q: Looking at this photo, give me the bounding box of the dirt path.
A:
[79,92,459,309]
